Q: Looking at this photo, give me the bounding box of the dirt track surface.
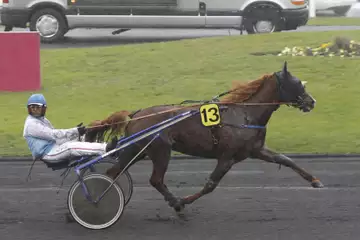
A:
[1,158,360,240]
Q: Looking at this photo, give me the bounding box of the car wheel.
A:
[29,8,68,43]
[252,20,275,33]
[245,19,282,34]
[243,4,282,34]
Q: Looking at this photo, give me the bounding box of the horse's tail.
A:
[84,110,132,143]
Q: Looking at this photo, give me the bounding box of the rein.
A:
[87,73,293,129]
[84,73,294,130]
[84,101,293,130]
[87,73,294,129]
[179,89,234,105]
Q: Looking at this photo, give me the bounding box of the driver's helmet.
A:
[27,93,47,117]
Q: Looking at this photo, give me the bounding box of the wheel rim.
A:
[253,20,275,33]
[35,14,59,38]
[68,174,125,230]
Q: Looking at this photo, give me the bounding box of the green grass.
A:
[308,17,360,26]
[2,30,360,156]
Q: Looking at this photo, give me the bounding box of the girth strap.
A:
[209,122,266,153]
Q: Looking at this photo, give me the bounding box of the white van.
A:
[1,0,309,43]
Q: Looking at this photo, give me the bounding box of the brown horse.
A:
[85,62,324,213]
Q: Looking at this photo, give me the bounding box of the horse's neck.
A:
[242,78,279,126]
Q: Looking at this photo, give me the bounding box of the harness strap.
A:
[179,89,234,105]
[221,122,266,129]
[209,122,265,154]
[210,125,221,145]
[210,124,222,154]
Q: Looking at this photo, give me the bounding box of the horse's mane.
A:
[220,74,273,103]
[84,110,131,142]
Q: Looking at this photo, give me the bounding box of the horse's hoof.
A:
[174,204,185,212]
[176,210,189,221]
[311,179,324,188]
[173,201,185,212]
[170,198,185,212]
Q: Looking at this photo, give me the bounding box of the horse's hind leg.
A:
[252,146,324,188]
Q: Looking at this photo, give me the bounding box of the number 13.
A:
[200,104,221,127]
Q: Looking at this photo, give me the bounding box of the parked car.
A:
[315,0,357,15]
[0,0,309,43]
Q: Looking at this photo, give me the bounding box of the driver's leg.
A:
[43,137,118,162]
[43,141,106,161]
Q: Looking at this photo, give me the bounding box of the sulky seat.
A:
[39,155,96,171]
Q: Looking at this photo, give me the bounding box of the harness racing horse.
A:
[85,61,324,213]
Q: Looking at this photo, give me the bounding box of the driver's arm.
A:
[25,120,79,145]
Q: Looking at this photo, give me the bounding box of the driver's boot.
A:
[105,137,118,152]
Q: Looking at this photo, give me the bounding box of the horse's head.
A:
[275,61,316,112]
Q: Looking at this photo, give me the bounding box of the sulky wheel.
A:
[81,158,134,206]
[67,173,125,230]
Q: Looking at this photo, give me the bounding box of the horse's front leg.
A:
[179,158,234,207]
[252,147,324,188]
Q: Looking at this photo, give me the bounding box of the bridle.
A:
[274,71,307,109]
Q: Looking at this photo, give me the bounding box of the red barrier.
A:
[0,32,41,92]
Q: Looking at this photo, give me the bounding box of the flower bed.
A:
[278,37,360,57]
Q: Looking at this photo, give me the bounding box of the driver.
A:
[23,93,118,162]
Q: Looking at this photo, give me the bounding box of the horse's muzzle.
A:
[298,93,316,112]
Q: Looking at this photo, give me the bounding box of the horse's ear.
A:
[282,61,288,74]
